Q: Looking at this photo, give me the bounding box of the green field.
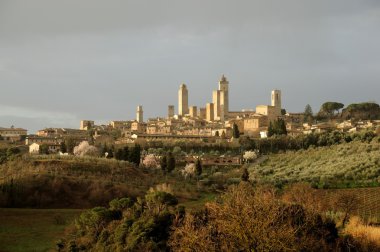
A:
[0,208,83,252]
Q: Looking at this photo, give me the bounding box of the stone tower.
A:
[218,75,229,118]
[271,90,282,116]
[136,105,143,123]
[178,84,189,116]
[212,90,221,120]
[206,103,214,121]
[168,105,175,118]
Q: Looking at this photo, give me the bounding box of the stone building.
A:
[178,84,189,116]
[218,75,229,119]
[206,103,214,121]
[255,89,282,122]
[243,115,269,137]
[271,90,282,117]
[80,120,94,130]
[136,105,143,123]
[29,142,61,154]
[199,107,206,120]
[131,121,147,134]
[0,126,27,141]
[168,105,175,118]
[211,75,229,121]
[189,106,197,118]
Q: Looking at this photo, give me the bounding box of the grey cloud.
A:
[0,0,379,132]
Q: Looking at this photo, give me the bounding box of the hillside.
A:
[0,156,156,208]
[249,138,380,188]
[0,155,209,208]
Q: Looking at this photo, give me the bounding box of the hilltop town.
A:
[1,75,380,154]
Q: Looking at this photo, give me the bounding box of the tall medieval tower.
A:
[271,90,282,116]
[218,75,229,119]
[178,84,189,116]
[136,105,143,122]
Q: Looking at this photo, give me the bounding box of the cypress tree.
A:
[167,152,175,173]
[232,123,240,138]
[160,155,167,174]
[241,168,249,182]
[195,158,202,177]
[122,146,129,161]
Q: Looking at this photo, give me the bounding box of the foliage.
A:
[267,118,287,137]
[241,130,376,155]
[142,154,160,169]
[62,190,179,251]
[73,141,99,157]
[232,123,240,138]
[167,152,176,173]
[0,208,82,252]
[169,183,339,251]
[0,146,22,164]
[181,163,196,179]
[39,144,50,155]
[343,102,380,120]
[160,155,167,174]
[65,138,76,154]
[243,150,257,163]
[319,101,344,116]
[60,142,67,153]
[241,168,249,182]
[251,139,380,188]
[304,104,314,123]
[195,158,202,177]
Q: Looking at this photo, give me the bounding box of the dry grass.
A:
[344,216,380,249]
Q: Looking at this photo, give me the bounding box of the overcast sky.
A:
[1,0,379,133]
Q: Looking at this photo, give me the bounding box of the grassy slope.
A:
[250,140,380,187]
[0,208,82,252]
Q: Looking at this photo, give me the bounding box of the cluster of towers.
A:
[176,75,230,122]
[135,75,282,124]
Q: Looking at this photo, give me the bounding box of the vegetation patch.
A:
[0,208,82,252]
[250,140,380,188]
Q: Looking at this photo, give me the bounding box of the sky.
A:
[0,0,379,134]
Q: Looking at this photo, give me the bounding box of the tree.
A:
[243,151,257,163]
[268,121,274,137]
[169,183,338,251]
[66,138,76,154]
[268,119,287,137]
[195,158,202,177]
[160,155,167,174]
[115,148,123,160]
[279,119,287,136]
[181,163,196,179]
[303,104,314,123]
[221,131,226,138]
[129,144,141,166]
[122,146,129,161]
[73,141,99,157]
[319,102,344,117]
[39,144,49,155]
[107,145,115,158]
[241,168,249,182]
[167,152,175,173]
[60,142,67,153]
[143,154,160,169]
[232,123,240,138]
[334,192,361,228]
